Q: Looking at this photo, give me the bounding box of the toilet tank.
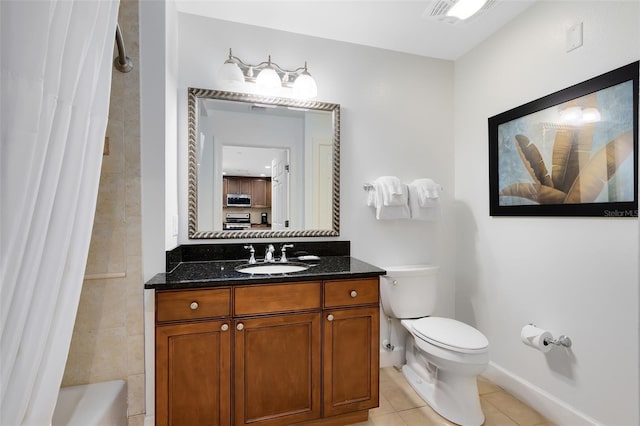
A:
[379,265,439,319]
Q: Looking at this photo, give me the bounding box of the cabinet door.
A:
[234,313,321,426]
[227,177,252,195]
[251,179,270,208]
[156,320,231,426]
[323,306,380,417]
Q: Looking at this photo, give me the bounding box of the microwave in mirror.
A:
[226,194,251,207]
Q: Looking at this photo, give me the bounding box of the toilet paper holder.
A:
[528,323,572,348]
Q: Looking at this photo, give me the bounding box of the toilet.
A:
[380,265,489,426]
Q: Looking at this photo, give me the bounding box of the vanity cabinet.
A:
[155,277,379,426]
[155,288,232,426]
[323,279,380,417]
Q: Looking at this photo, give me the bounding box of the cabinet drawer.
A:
[234,281,322,316]
[157,288,231,323]
[324,278,379,308]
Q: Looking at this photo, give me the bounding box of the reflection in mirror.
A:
[188,88,340,239]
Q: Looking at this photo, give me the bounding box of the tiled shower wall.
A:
[61,1,144,425]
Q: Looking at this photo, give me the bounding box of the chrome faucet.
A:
[264,244,275,262]
[279,244,294,262]
[243,245,256,264]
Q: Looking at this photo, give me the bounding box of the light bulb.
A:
[293,63,317,99]
[582,107,601,123]
[217,49,245,89]
[256,67,281,90]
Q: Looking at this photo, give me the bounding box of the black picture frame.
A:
[488,61,638,217]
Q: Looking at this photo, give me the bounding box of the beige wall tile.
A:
[127,334,144,375]
[128,414,145,426]
[74,280,126,331]
[127,373,145,416]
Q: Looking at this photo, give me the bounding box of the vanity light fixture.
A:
[217,49,318,99]
[559,106,601,125]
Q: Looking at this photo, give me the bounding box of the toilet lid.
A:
[412,317,489,353]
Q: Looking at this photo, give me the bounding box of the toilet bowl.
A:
[380,265,489,426]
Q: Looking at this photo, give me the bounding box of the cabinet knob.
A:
[221,324,229,332]
[237,323,244,331]
[327,314,334,321]
[190,301,199,310]
[350,290,357,298]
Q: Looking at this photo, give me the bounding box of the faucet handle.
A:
[279,244,294,262]
[244,245,256,264]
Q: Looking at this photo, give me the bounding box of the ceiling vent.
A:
[424,0,497,24]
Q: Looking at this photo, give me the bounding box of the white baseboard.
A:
[483,362,602,426]
[380,346,404,368]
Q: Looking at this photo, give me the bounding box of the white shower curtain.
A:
[1,0,119,424]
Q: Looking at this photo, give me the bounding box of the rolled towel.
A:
[375,176,405,206]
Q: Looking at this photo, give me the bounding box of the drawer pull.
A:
[221,324,229,332]
[190,302,199,310]
[350,290,357,298]
[327,314,334,321]
[237,323,244,331]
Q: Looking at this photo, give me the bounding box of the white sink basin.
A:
[235,263,310,275]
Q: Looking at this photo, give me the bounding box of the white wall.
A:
[175,15,456,326]
[454,2,639,424]
[173,14,456,364]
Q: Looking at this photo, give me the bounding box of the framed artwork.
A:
[489,61,638,217]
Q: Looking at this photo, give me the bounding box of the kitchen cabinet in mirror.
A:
[188,88,340,239]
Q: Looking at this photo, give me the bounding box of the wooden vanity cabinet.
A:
[155,277,379,426]
[233,282,322,426]
[323,279,380,417]
[155,288,232,426]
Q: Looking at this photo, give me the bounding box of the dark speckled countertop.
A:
[145,256,386,290]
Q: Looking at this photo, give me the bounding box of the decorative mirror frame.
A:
[187,87,341,239]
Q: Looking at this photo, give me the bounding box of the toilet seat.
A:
[412,317,488,354]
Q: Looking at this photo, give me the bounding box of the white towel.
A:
[375,176,405,206]
[374,181,410,220]
[410,178,441,207]
[408,179,441,221]
[366,186,377,207]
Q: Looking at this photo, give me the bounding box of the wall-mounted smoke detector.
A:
[424,0,497,24]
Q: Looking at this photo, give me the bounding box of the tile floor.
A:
[351,367,554,426]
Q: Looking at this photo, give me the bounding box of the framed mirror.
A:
[188,88,340,239]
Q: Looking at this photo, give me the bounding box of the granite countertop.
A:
[145,256,386,290]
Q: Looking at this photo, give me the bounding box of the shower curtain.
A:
[0,0,119,424]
